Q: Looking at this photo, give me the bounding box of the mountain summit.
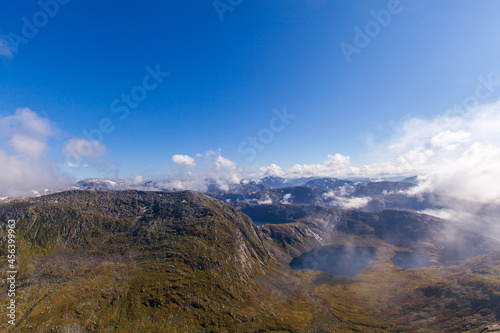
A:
[1,190,499,332]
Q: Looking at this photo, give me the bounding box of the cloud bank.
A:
[258,100,500,205]
[0,108,69,197]
[0,108,111,197]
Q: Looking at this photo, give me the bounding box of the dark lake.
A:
[391,251,435,268]
[290,245,377,277]
[252,220,270,226]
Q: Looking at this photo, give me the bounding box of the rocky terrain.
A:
[1,190,499,332]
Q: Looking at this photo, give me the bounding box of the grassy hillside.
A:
[1,190,499,332]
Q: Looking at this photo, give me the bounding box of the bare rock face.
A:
[480,324,500,332]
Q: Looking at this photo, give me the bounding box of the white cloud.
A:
[395,146,434,169]
[337,184,355,196]
[408,142,500,204]
[285,153,360,178]
[338,196,371,209]
[63,138,107,167]
[0,150,65,197]
[257,194,273,205]
[159,151,242,192]
[129,175,144,185]
[260,163,284,177]
[216,155,235,169]
[0,108,56,138]
[0,108,71,196]
[8,134,48,158]
[431,130,471,151]
[280,193,293,204]
[172,154,196,168]
[379,101,500,209]
[322,191,371,209]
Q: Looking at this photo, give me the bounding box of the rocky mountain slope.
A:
[0,191,337,332]
[1,190,499,332]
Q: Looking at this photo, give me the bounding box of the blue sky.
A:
[2,0,500,192]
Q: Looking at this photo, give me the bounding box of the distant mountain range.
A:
[5,175,492,240]
[72,176,433,212]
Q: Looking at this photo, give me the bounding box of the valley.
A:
[0,189,499,332]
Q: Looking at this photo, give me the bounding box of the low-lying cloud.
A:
[323,190,371,209]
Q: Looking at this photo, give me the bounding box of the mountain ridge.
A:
[1,190,499,332]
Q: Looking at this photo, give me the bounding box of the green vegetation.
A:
[0,190,499,332]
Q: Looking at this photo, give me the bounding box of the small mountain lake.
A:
[390,251,435,268]
[290,245,377,277]
[252,220,271,226]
